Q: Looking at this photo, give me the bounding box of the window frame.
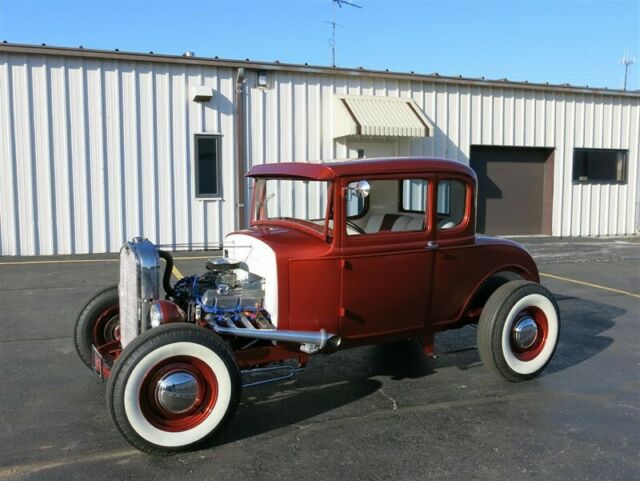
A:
[572,148,628,185]
[434,176,472,236]
[194,133,223,198]
[341,174,433,244]
[251,177,333,241]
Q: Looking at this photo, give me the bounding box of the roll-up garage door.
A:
[470,146,554,235]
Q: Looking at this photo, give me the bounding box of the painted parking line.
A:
[1,258,636,298]
[172,264,185,280]
[0,256,192,280]
[540,272,640,299]
[0,255,213,266]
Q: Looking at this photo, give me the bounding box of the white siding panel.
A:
[0,55,19,255]
[1,51,639,255]
[242,70,637,240]
[0,53,237,255]
[31,58,54,254]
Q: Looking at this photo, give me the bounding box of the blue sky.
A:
[0,0,638,90]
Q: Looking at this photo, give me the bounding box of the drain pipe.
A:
[234,68,246,229]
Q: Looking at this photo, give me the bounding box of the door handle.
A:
[426,241,438,250]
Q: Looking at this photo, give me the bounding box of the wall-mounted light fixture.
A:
[257,70,268,87]
[191,86,214,102]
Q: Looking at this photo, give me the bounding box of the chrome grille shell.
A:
[119,238,161,347]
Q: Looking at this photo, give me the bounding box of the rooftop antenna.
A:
[325,0,362,67]
[621,50,635,90]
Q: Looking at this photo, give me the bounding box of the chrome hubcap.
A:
[103,315,120,342]
[155,371,199,414]
[513,316,538,349]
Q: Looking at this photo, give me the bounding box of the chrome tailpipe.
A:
[212,323,341,353]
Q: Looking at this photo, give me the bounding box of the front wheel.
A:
[73,285,121,369]
[477,280,560,381]
[106,324,241,455]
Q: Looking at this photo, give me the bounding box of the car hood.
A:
[227,224,333,260]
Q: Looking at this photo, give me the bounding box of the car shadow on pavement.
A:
[219,339,460,445]
[222,377,383,444]
[541,293,618,376]
[218,292,620,446]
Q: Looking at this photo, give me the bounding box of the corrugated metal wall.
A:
[1,49,639,255]
[245,70,640,238]
[1,52,237,255]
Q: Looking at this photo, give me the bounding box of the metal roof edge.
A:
[1,42,638,99]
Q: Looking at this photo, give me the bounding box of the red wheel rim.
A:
[139,356,219,432]
[92,305,120,348]
[510,306,549,362]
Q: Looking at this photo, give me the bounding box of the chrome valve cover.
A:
[119,237,161,347]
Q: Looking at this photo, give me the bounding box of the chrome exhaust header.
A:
[212,322,341,353]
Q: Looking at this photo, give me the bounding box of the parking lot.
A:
[0,237,638,481]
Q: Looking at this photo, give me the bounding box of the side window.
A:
[346,179,427,236]
[400,179,427,213]
[195,134,222,198]
[437,180,466,230]
[345,185,367,218]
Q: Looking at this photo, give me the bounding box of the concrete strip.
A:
[0,449,140,481]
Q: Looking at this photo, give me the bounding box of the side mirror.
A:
[349,180,370,199]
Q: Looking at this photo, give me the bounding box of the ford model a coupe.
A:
[74,158,560,455]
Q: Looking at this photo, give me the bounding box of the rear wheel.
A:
[73,285,121,369]
[106,324,241,455]
[477,280,560,381]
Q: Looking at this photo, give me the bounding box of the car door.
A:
[339,175,435,341]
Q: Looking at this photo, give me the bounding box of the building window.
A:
[573,149,627,184]
[195,134,222,197]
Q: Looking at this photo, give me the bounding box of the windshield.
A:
[253,178,331,234]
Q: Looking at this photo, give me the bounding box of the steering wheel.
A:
[346,220,366,235]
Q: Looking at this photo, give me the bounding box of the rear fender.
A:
[463,265,538,321]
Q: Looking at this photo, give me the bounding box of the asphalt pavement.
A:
[0,237,638,481]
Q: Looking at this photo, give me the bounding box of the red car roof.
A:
[246,157,476,180]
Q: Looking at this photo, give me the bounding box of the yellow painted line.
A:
[172,264,185,280]
[0,255,212,266]
[0,258,117,265]
[540,272,640,299]
[0,448,139,480]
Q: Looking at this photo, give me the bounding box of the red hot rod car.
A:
[74,157,560,455]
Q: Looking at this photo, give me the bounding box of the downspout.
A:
[234,67,246,229]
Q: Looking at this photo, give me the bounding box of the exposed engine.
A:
[119,238,339,354]
[171,258,273,332]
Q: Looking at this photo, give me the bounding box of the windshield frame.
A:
[250,176,334,241]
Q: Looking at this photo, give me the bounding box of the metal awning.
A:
[333,95,432,138]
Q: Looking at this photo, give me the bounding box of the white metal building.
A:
[1,43,639,256]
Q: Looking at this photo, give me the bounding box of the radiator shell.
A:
[118,238,161,347]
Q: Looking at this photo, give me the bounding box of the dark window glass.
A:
[437,180,466,230]
[196,135,221,197]
[573,149,627,183]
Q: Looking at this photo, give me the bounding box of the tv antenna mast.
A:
[325,0,362,67]
[621,50,635,90]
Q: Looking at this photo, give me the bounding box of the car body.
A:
[74,157,560,455]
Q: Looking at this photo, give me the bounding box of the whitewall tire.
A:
[477,280,560,381]
[107,324,241,455]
